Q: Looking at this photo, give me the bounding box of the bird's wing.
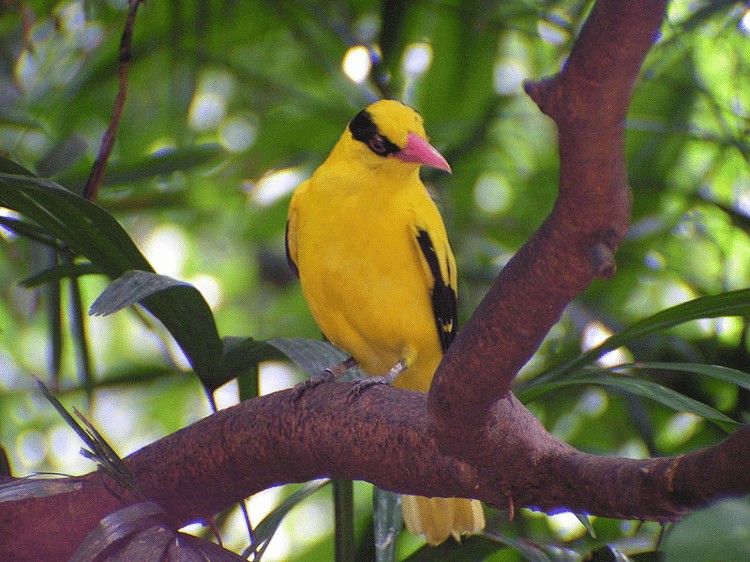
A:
[414,227,458,352]
[285,180,305,279]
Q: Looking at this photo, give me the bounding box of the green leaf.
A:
[588,545,635,561]
[334,479,356,562]
[373,487,401,562]
[405,533,541,562]
[523,289,750,389]
[0,155,36,176]
[0,445,9,478]
[33,377,133,489]
[90,270,224,382]
[56,144,225,191]
[629,362,750,391]
[89,270,192,316]
[0,172,227,382]
[0,171,152,277]
[675,0,741,33]
[43,250,64,383]
[68,272,94,393]
[20,262,101,288]
[575,513,596,539]
[34,376,99,457]
[146,285,224,382]
[210,336,286,395]
[518,369,738,427]
[245,480,331,560]
[0,215,62,248]
[267,337,357,379]
[237,369,260,402]
[663,498,750,562]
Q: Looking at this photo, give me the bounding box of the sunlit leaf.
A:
[90,270,192,316]
[90,270,224,383]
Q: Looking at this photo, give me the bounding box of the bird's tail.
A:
[402,495,485,545]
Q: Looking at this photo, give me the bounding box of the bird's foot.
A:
[290,357,356,402]
[348,359,406,399]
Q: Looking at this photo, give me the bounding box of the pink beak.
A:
[394,132,452,173]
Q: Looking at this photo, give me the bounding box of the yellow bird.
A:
[285,99,485,545]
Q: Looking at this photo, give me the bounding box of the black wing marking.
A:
[416,229,457,352]
[285,220,299,278]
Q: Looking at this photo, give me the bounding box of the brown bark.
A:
[3,387,750,561]
[3,1,750,561]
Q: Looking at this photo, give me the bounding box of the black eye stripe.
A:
[349,109,400,157]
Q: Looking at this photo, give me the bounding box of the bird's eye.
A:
[368,135,388,155]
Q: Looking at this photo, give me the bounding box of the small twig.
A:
[82,0,143,202]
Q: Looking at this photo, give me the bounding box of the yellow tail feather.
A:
[402,495,485,546]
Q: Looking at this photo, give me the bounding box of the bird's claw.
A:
[347,376,390,400]
[290,358,358,403]
[289,368,337,403]
[346,362,404,400]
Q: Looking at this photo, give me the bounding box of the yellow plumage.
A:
[286,99,484,545]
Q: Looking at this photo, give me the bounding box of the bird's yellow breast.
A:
[289,160,452,392]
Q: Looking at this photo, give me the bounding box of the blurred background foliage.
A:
[1,0,750,560]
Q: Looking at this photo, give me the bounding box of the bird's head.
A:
[343,99,451,175]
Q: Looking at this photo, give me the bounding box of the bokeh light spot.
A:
[342,45,372,84]
[247,168,306,207]
[402,42,433,77]
[474,173,513,214]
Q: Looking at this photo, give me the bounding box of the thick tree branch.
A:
[430,0,663,428]
[3,386,750,561]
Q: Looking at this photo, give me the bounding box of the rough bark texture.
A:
[3,1,750,561]
[3,388,750,561]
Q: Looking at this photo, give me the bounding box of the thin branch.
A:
[82,0,143,202]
